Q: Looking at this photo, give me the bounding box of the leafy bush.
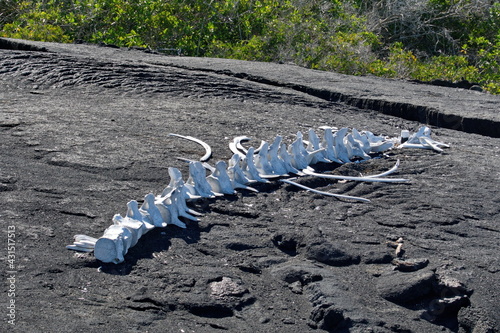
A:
[1,0,498,93]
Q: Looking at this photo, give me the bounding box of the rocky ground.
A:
[0,39,499,332]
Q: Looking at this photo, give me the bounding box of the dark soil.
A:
[1,39,499,333]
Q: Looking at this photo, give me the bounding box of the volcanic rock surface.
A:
[1,38,499,332]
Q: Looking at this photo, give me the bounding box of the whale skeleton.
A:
[67,126,448,264]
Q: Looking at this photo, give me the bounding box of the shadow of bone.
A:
[92,221,201,275]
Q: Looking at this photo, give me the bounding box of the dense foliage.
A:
[1,0,499,93]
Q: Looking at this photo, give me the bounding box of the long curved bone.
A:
[67,126,447,264]
[229,136,250,157]
[169,133,212,161]
[280,179,371,203]
[365,160,401,178]
[302,169,409,183]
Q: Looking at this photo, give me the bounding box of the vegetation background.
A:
[1,0,499,93]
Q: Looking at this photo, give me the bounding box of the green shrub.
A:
[1,0,498,94]
[1,1,71,42]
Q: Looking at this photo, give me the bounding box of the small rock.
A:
[270,263,323,285]
[309,304,346,331]
[363,249,394,264]
[289,280,303,294]
[210,277,247,299]
[306,241,360,266]
[437,274,469,295]
[377,269,436,304]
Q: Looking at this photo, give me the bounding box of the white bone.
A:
[241,147,269,183]
[66,245,95,252]
[302,169,409,183]
[169,133,212,162]
[352,128,371,154]
[94,225,133,264]
[157,184,201,225]
[187,161,216,198]
[157,192,187,228]
[234,136,251,154]
[406,127,428,144]
[278,143,302,175]
[268,136,289,176]
[172,187,201,220]
[419,136,446,153]
[153,197,172,227]
[400,129,410,142]
[365,160,401,178]
[161,167,183,197]
[289,132,310,170]
[253,140,267,154]
[346,133,371,160]
[140,193,166,227]
[318,125,338,131]
[73,234,98,246]
[307,129,328,163]
[368,139,395,153]
[399,126,449,152]
[280,179,371,202]
[229,142,243,157]
[66,234,98,252]
[321,127,343,164]
[227,154,258,192]
[112,214,148,247]
[334,128,351,163]
[68,126,448,264]
[206,161,236,195]
[126,200,155,230]
[254,142,281,178]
